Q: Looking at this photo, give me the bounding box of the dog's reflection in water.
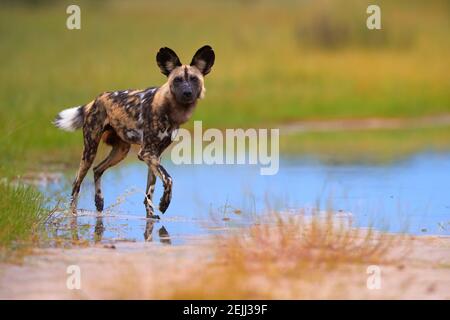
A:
[68,214,171,244]
[70,214,79,242]
[144,219,172,245]
[94,214,105,243]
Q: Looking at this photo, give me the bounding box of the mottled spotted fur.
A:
[54,46,215,218]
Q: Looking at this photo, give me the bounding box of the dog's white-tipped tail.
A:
[53,106,84,132]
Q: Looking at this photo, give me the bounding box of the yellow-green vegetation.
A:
[0,0,449,247]
[0,183,45,249]
[1,0,449,172]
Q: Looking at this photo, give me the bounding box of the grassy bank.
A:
[0,184,45,250]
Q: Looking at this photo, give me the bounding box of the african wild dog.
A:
[54,46,215,218]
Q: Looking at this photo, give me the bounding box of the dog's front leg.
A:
[144,218,155,241]
[138,151,173,216]
[143,167,157,218]
[155,163,172,213]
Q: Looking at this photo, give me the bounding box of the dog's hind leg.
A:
[70,104,105,213]
[70,134,102,212]
[93,138,130,211]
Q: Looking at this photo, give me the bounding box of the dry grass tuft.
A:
[166,211,403,299]
[100,211,407,299]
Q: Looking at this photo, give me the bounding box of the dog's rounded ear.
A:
[156,47,182,76]
[190,45,215,76]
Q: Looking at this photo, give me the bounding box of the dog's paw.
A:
[146,208,160,220]
[158,196,171,214]
[95,194,104,212]
[158,187,172,213]
[69,196,79,215]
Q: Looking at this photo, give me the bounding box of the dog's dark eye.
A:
[189,76,198,83]
[173,77,183,83]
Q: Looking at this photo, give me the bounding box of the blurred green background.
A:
[0,0,449,173]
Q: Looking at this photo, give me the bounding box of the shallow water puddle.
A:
[41,209,234,246]
[41,152,450,245]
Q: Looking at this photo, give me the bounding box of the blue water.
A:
[42,152,450,244]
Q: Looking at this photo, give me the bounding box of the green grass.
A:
[0,0,450,170]
[0,183,46,249]
[0,0,449,168]
[0,0,449,248]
